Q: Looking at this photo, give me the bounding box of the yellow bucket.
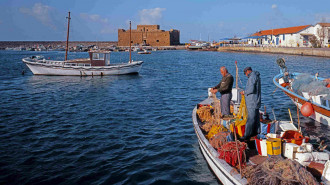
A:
[266,138,281,156]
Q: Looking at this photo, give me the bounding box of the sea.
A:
[0,50,329,184]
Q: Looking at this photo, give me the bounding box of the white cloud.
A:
[139,8,166,25]
[272,4,277,9]
[314,13,330,23]
[80,13,114,34]
[80,13,109,24]
[19,3,56,29]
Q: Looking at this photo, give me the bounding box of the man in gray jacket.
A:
[211,66,234,116]
[240,67,261,141]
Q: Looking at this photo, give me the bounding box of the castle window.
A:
[156,40,159,42]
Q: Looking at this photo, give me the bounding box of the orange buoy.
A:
[301,102,314,117]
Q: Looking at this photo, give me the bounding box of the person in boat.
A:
[240,67,261,141]
[277,58,290,87]
[210,66,234,117]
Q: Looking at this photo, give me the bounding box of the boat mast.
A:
[65,11,71,61]
[235,61,238,88]
[129,21,132,63]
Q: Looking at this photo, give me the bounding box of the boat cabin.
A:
[88,51,110,66]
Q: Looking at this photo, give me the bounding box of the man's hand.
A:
[240,91,245,95]
[211,88,218,94]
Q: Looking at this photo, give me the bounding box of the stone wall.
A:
[217,46,330,57]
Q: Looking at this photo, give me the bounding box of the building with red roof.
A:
[248,23,330,48]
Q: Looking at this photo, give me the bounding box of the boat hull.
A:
[23,59,143,76]
[273,73,330,126]
[192,98,247,185]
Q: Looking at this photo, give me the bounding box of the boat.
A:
[138,49,151,54]
[192,89,329,184]
[192,62,329,184]
[273,58,330,125]
[22,12,143,76]
[22,51,143,76]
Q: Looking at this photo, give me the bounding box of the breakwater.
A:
[0,41,117,49]
[218,46,330,58]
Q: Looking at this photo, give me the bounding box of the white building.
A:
[248,23,330,47]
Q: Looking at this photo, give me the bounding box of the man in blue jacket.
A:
[240,67,261,141]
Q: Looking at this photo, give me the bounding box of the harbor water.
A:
[0,50,329,184]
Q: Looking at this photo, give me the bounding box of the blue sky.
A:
[0,0,329,42]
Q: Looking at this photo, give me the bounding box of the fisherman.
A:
[240,67,261,141]
[211,66,234,117]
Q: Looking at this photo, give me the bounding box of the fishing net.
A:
[218,141,247,167]
[209,132,230,150]
[198,94,222,132]
[210,93,221,124]
[243,156,319,185]
[291,73,330,100]
[196,106,213,123]
[207,124,228,139]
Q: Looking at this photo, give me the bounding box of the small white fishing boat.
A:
[22,51,143,76]
[192,90,328,184]
[192,62,328,184]
[22,12,143,76]
[274,58,330,125]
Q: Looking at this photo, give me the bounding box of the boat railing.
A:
[63,63,91,67]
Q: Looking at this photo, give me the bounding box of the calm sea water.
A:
[0,50,329,184]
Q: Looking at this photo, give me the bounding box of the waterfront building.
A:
[249,23,330,47]
[118,25,180,46]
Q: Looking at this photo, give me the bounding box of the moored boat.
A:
[192,61,329,184]
[22,12,143,76]
[273,59,330,125]
[192,89,329,184]
[138,49,151,54]
[22,51,143,76]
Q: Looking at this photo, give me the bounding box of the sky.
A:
[0,0,329,43]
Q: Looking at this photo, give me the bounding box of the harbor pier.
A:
[217,46,330,58]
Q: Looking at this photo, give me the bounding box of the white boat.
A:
[192,88,248,184]
[138,49,151,54]
[274,72,330,126]
[22,51,143,76]
[192,88,327,184]
[22,13,143,76]
[274,58,330,125]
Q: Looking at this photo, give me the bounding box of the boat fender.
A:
[301,102,314,117]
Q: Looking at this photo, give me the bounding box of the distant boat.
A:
[22,12,142,76]
[274,59,330,125]
[133,47,142,52]
[138,49,151,54]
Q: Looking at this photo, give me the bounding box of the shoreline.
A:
[217,46,330,58]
